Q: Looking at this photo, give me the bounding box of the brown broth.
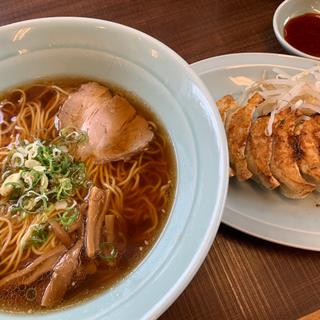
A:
[0,78,176,314]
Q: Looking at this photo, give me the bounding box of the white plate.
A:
[191,52,320,251]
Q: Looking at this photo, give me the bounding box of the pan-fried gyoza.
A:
[217,66,320,199]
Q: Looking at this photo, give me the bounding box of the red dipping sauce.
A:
[284,13,320,57]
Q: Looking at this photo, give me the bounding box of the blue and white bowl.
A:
[0,17,228,320]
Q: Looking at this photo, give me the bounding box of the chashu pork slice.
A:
[245,116,280,190]
[58,82,154,163]
[295,114,320,189]
[270,110,315,199]
[41,239,83,307]
[225,93,264,181]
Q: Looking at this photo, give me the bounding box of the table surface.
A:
[1,1,319,319]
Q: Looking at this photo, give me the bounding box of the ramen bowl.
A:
[0,17,228,319]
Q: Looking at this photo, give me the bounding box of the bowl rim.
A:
[272,0,320,60]
[0,17,229,319]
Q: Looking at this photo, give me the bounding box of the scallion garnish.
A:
[30,224,49,247]
[57,206,79,231]
[59,128,88,144]
[98,242,118,262]
[0,131,88,221]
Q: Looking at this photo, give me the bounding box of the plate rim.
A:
[191,52,320,251]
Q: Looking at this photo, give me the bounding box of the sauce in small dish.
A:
[284,13,320,57]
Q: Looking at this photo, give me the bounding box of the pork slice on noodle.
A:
[41,239,83,307]
[58,82,154,162]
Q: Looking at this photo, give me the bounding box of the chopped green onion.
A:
[0,134,88,219]
[30,224,49,247]
[99,242,118,262]
[4,182,23,199]
[59,128,88,144]
[56,178,73,200]
[11,152,25,167]
[4,182,23,189]
[57,206,79,230]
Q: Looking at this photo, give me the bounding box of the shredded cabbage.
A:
[243,65,320,135]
